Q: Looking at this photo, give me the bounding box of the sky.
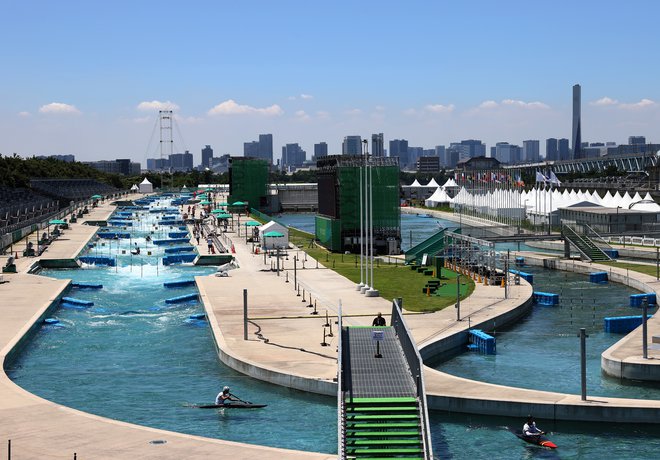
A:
[2,0,660,165]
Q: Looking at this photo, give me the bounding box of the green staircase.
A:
[563,225,611,262]
[404,228,447,265]
[345,397,424,459]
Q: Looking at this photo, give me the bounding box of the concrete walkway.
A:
[0,198,331,460]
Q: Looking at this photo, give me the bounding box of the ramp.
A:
[563,225,611,262]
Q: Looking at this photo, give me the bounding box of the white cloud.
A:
[403,108,417,116]
[374,105,386,111]
[316,110,330,119]
[345,108,362,116]
[207,99,283,116]
[425,103,455,113]
[501,99,549,109]
[132,116,152,124]
[18,111,31,117]
[294,110,311,121]
[137,100,180,111]
[38,102,80,114]
[590,97,618,106]
[619,98,655,109]
[300,94,313,100]
[478,100,498,109]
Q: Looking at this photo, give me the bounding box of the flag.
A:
[535,171,548,184]
[515,173,525,187]
[549,171,561,186]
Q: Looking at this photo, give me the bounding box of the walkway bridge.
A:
[338,301,433,460]
[562,224,612,262]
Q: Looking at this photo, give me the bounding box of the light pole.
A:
[366,150,379,297]
[456,274,462,321]
[357,142,365,291]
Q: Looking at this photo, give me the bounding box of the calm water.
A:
[8,199,336,454]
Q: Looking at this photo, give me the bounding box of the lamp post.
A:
[357,140,365,291]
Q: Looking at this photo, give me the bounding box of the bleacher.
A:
[0,186,59,232]
[30,179,118,203]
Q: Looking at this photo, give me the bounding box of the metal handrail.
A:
[584,224,613,250]
[337,301,345,459]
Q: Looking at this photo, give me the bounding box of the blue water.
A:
[8,199,336,454]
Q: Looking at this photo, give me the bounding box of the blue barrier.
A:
[108,221,133,226]
[163,279,196,288]
[630,293,657,307]
[79,256,116,266]
[603,249,619,259]
[97,232,131,239]
[515,257,525,266]
[61,297,94,307]
[159,219,184,225]
[153,238,190,246]
[165,293,199,304]
[468,329,496,354]
[71,283,103,289]
[589,272,608,283]
[168,232,189,239]
[604,314,654,333]
[533,291,559,306]
[509,269,533,284]
[164,246,196,254]
[163,254,197,265]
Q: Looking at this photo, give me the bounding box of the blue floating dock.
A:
[533,291,559,306]
[79,256,116,266]
[590,272,608,283]
[108,220,133,226]
[515,257,525,266]
[630,293,657,307]
[159,219,184,226]
[163,279,196,288]
[509,269,533,284]
[153,238,190,246]
[165,293,199,304]
[97,232,131,239]
[71,283,103,290]
[468,329,496,354]
[604,314,654,333]
[164,246,195,254]
[163,254,197,265]
[603,249,619,259]
[61,297,94,307]
[168,231,189,238]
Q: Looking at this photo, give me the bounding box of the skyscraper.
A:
[435,145,446,166]
[259,134,273,164]
[371,133,384,157]
[629,136,646,145]
[572,84,582,160]
[545,138,558,161]
[281,143,306,169]
[201,145,213,168]
[342,135,362,155]
[389,139,409,168]
[522,140,540,163]
[558,138,570,161]
[243,141,260,157]
[314,142,328,160]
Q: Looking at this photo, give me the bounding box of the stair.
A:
[344,397,423,459]
[563,225,611,262]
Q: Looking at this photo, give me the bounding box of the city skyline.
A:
[2,1,660,164]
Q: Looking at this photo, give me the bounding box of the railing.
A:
[562,224,611,262]
[337,302,345,459]
[584,224,614,250]
[390,298,433,460]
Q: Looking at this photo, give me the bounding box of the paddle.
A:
[230,393,252,404]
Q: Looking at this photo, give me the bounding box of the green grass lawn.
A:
[260,222,474,312]
[598,260,660,277]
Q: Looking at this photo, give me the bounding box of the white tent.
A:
[426,178,440,188]
[139,178,153,194]
[410,179,422,187]
[259,221,289,250]
[442,178,458,188]
[130,184,139,192]
[424,188,452,207]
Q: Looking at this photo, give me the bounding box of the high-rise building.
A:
[522,140,540,163]
[169,151,193,171]
[389,139,409,168]
[545,138,558,161]
[371,133,384,157]
[572,84,582,159]
[342,135,362,155]
[558,138,570,161]
[493,142,522,164]
[629,136,646,145]
[314,142,328,160]
[201,145,213,168]
[435,145,446,166]
[445,145,460,168]
[259,134,273,164]
[459,139,486,159]
[416,156,440,173]
[281,143,306,169]
[243,141,260,157]
[407,147,423,167]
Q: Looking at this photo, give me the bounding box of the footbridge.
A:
[338,301,433,460]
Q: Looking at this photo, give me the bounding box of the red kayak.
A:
[510,428,557,449]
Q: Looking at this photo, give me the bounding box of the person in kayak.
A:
[215,386,240,405]
[523,416,544,437]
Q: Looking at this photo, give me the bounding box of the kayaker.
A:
[523,415,543,437]
[215,386,239,405]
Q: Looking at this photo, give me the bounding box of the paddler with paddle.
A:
[523,415,544,437]
[215,386,241,405]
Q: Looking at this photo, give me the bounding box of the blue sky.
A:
[2,0,659,164]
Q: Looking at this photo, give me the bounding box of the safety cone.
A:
[500,277,505,288]
[15,251,19,259]
[483,276,488,286]
[231,244,235,254]
[477,274,482,283]
[426,287,430,297]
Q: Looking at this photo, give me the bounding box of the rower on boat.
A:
[523,415,544,437]
[215,386,240,405]
[131,243,140,255]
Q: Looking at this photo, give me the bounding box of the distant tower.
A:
[159,110,174,170]
[342,135,362,155]
[201,145,213,168]
[572,84,582,159]
[371,133,384,157]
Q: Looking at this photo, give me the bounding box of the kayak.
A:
[197,403,267,409]
[510,428,557,449]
